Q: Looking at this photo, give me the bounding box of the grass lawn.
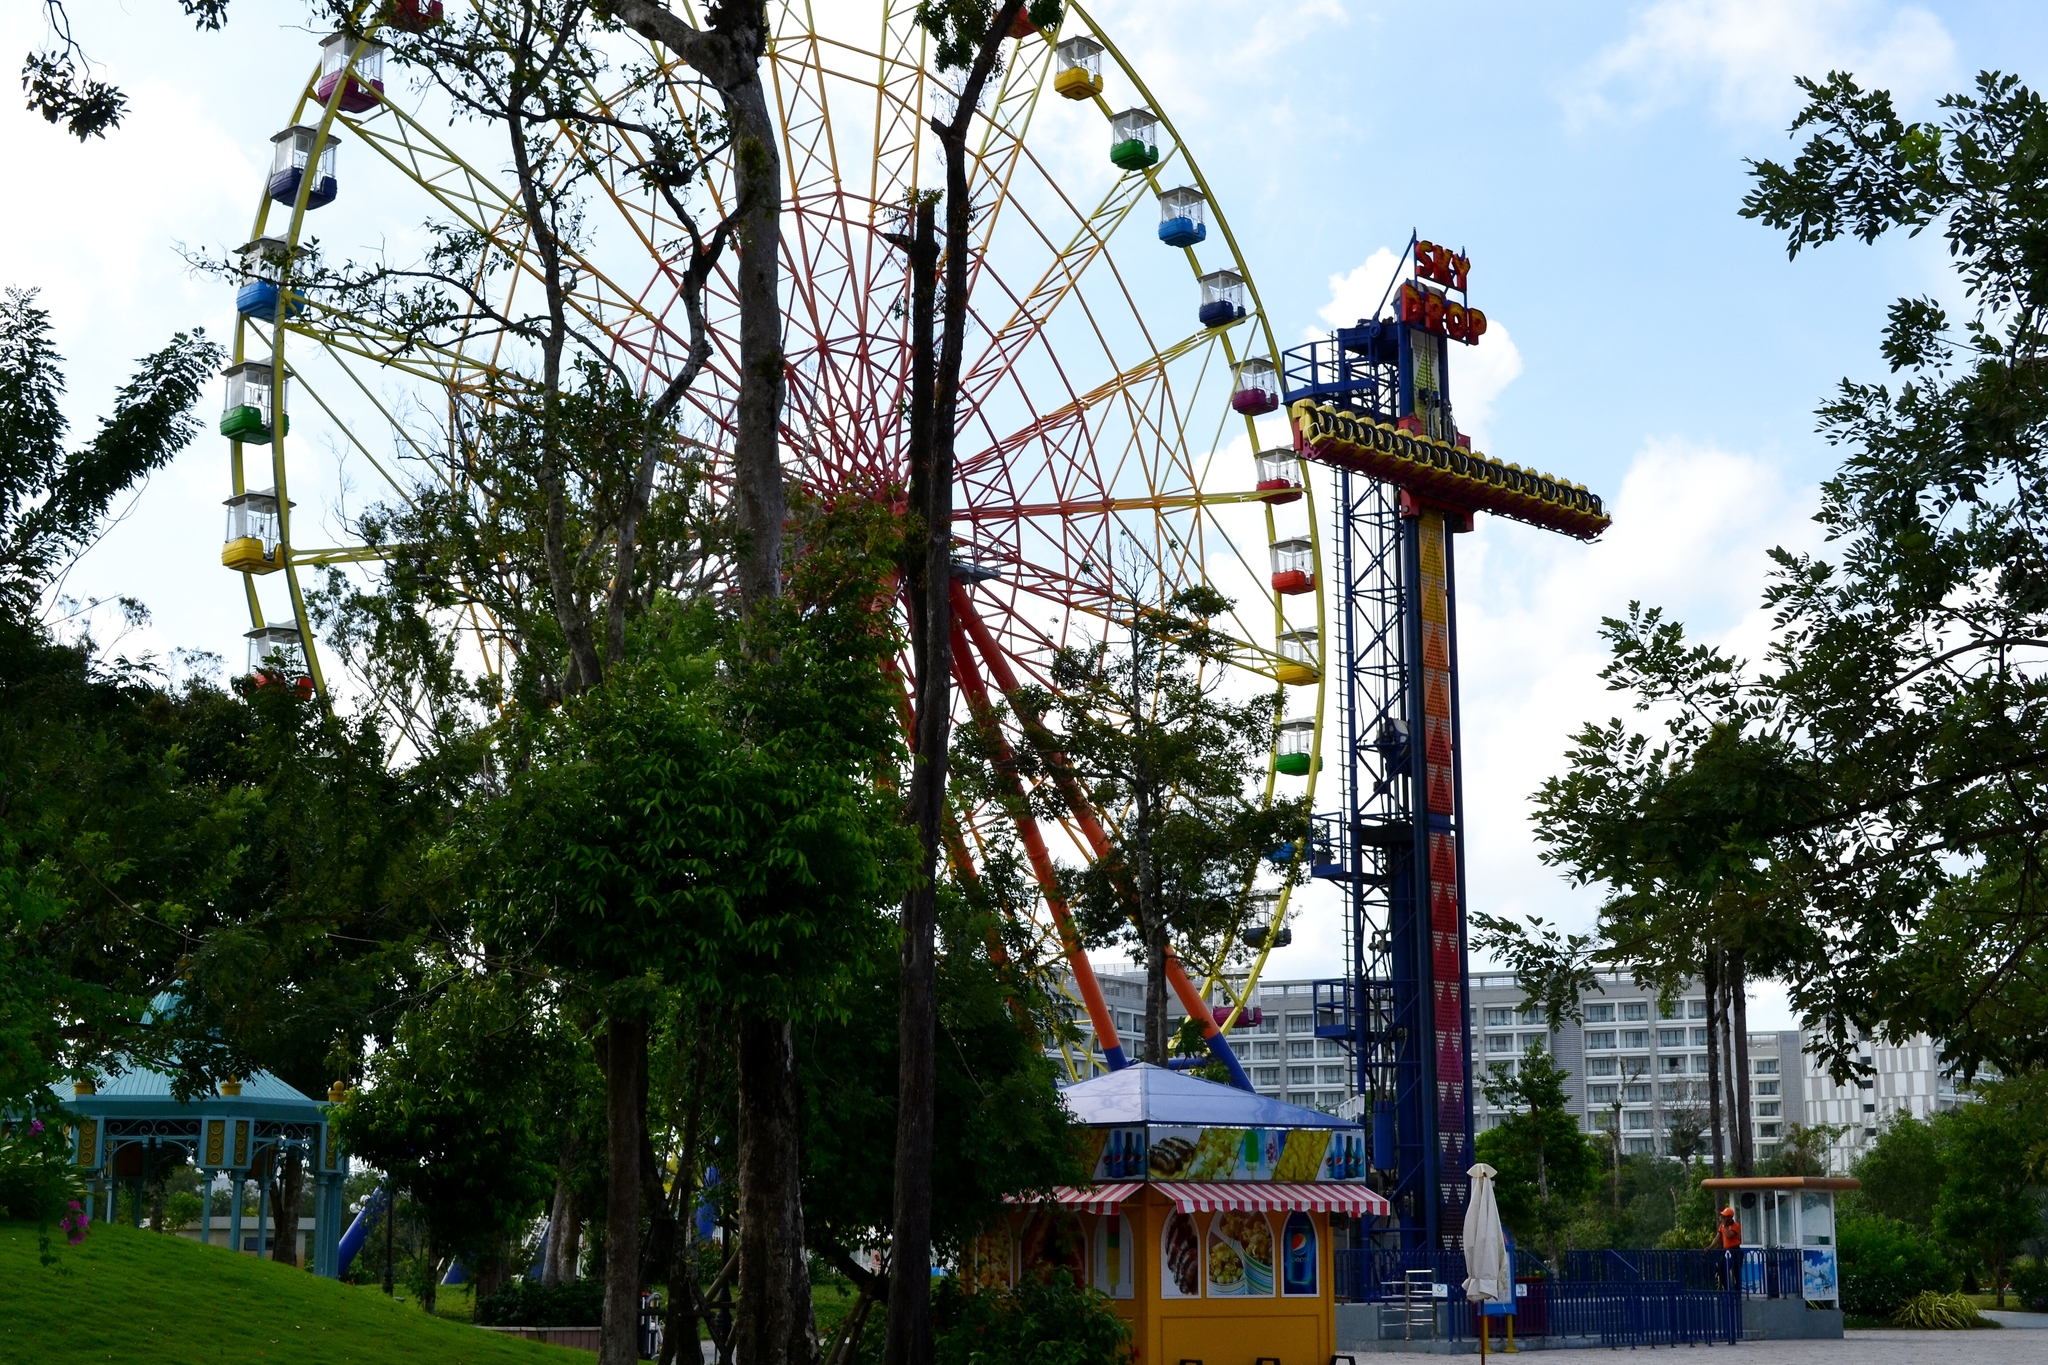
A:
[0,1220,593,1365]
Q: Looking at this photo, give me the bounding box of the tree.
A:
[1474,1044,1601,1267]
[332,975,560,1311]
[1759,1123,1843,1178]
[1685,68,2048,1079]
[876,4,1063,1356]
[800,883,1084,1363]
[1931,1075,2047,1305]
[1850,1114,1945,1233]
[1004,580,1301,1058]
[20,0,229,141]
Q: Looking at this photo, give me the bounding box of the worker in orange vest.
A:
[1706,1206,1742,1288]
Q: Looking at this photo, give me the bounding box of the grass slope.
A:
[0,1220,592,1365]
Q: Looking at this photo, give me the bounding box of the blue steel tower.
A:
[1283,236,1610,1250]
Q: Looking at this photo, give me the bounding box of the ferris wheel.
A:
[216,0,1325,1080]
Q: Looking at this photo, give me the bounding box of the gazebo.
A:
[978,1064,1389,1364]
[58,1063,347,1276]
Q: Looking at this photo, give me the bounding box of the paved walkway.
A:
[1638,1328,2048,1362]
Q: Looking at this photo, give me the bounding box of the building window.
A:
[1584,1113,1605,1132]
[1116,1011,1132,1031]
[1485,1007,1512,1027]
[1624,1137,1655,1154]
[1688,999,1708,1020]
[1487,1033,1515,1053]
[1318,1040,1342,1058]
[1584,1031,1616,1050]
[1520,1034,1548,1053]
[1658,1082,1689,1102]
[1517,1007,1544,1026]
[1624,1111,1653,1131]
[1588,1084,1618,1105]
[1286,1013,1313,1034]
[1621,1030,1648,1049]
[1586,1003,1615,1023]
[1289,1091,1316,1106]
[1692,1056,1714,1074]
[1319,1090,1346,1107]
[1255,1067,1281,1086]
[1288,1040,1314,1059]
[1254,1041,1280,1060]
[1759,1123,1781,1139]
[1692,1028,1711,1047]
[1755,1080,1779,1097]
[1657,1028,1684,1048]
[1863,1102,1876,1113]
[1621,1002,1649,1022]
[1587,1057,1618,1077]
[1754,1059,1779,1075]
[1288,1067,1315,1086]
[1756,1102,1781,1117]
[1659,1001,1684,1021]
[1320,1066,1347,1085]
[1624,1084,1651,1104]
[1660,1056,1687,1074]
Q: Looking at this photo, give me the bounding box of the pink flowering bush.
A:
[1,1117,89,1267]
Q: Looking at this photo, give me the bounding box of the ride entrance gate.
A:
[1283,236,1610,1249]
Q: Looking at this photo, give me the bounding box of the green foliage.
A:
[332,977,559,1283]
[0,287,221,617]
[1839,1216,1954,1316]
[916,0,1065,73]
[1849,1114,1944,1233]
[1758,1123,1843,1177]
[1473,1046,1600,1259]
[2009,1256,2048,1313]
[800,887,1084,1264]
[475,1277,607,1328]
[919,1272,1131,1365]
[1931,1075,2048,1302]
[1891,1289,1996,1330]
[162,1189,202,1232]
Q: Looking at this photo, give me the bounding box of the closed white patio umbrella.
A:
[1463,1161,1512,1359]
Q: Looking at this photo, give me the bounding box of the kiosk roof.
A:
[1061,1063,1359,1129]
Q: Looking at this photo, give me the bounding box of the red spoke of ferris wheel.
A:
[947,611,1127,1069]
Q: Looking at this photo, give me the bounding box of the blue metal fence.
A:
[1333,1247,1758,1347]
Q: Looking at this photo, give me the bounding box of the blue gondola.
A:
[268,126,339,210]
[1158,186,1207,248]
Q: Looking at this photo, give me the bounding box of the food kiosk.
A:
[979,1064,1389,1365]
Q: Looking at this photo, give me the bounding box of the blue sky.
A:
[9,0,2038,1024]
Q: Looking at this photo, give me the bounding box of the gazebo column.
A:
[197,1170,212,1246]
[230,1172,245,1254]
[255,1152,271,1260]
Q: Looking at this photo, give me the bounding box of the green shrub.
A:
[1891,1290,1996,1330]
[921,1272,1131,1365]
[163,1190,204,1231]
[0,1121,85,1224]
[1838,1215,1953,1317]
[2010,1258,2048,1313]
[472,1277,606,1327]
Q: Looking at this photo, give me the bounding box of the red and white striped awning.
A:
[1162,1182,1390,1216]
[1006,1182,1389,1216]
[1005,1183,1144,1214]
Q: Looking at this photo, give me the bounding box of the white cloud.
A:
[1570,0,1956,127]
[1315,249,1403,334]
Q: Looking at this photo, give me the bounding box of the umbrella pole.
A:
[1479,1308,1488,1361]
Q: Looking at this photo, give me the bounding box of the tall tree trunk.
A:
[422,1232,439,1315]
[1731,948,1754,1176]
[659,1019,717,1365]
[1718,963,1741,1183]
[884,195,943,1365]
[602,1017,650,1365]
[737,1019,815,1365]
[269,1148,303,1265]
[545,1164,577,1284]
[1704,947,1725,1178]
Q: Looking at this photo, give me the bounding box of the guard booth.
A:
[1700,1176,1857,1340]
[978,1064,1388,1365]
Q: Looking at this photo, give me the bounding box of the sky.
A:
[10,0,2043,1030]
